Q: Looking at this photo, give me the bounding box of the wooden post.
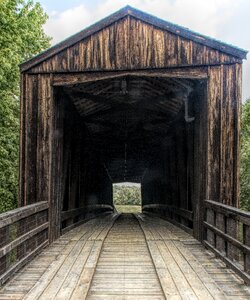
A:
[207,66,222,202]
[37,75,63,242]
[226,218,239,261]
[193,80,207,241]
[215,213,226,255]
[19,74,39,206]
[50,87,64,241]
[206,208,215,247]
[243,224,250,274]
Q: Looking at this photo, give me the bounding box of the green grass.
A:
[115,205,141,213]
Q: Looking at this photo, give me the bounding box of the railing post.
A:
[215,213,226,255]
[226,218,239,261]
[0,227,7,277]
[243,224,250,274]
[206,208,215,247]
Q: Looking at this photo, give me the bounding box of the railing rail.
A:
[143,204,193,234]
[61,204,114,233]
[204,200,250,284]
[0,202,49,285]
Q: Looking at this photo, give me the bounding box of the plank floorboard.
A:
[0,213,250,299]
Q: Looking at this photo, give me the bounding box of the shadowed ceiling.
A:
[63,75,196,182]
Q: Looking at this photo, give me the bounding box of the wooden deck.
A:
[0,213,250,300]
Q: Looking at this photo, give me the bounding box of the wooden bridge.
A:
[0,5,250,299]
[1,211,250,299]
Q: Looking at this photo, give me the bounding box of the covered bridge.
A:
[1,6,250,298]
[19,5,246,240]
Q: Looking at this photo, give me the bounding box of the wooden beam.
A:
[204,221,250,256]
[52,69,208,86]
[0,202,48,229]
[204,241,250,285]
[205,200,250,226]
[0,223,48,259]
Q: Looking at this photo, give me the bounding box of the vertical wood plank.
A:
[37,75,52,204]
[153,27,165,67]
[215,213,225,254]
[36,74,62,241]
[233,63,242,208]
[115,17,129,69]
[19,74,26,207]
[164,31,178,66]
[226,218,239,261]
[23,75,38,205]
[206,208,215,246]
[50,87,64,240]
[221,65,235,206]
[243,224,250,274]
[129,17,154,69]
[192,43,207,65]
[207,66,222,201]
[193,80,207,240]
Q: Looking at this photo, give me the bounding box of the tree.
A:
[240,98,250,211]
[113,185,141,206]
[0,0,51,212]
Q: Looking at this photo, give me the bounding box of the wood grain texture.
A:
[0,202,49,286]
[207,66,222,202]
[36,75,53,205]
[28,17,240,74]
[207,65,241,207]
[204,200,250,283]
[1,213,250,299]
[20,75,39,206]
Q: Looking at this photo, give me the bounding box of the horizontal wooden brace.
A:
[143,211,193,235]
[62,205,114,221]
[0,240,48,286]
[0,222,49,259]
[205,200,250,226]
[143,204,193,221]
[204,221,250,256]
[0,202,49,229]
[52,68,208,86]
[61,211,114,235]
[204,240,250,285]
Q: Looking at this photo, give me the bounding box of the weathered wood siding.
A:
[28,17,240,73]
[207,64,242,207]
[20,79,113,241]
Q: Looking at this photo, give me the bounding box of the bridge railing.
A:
[204,200,250,284]
[143,204,193,234]
[0,202,49,285]
[61,204,114,234]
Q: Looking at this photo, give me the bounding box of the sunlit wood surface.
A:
[1,213,250,299]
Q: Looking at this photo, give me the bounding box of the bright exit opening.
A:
[113,183,142,213]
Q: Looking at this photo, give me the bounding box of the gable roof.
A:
[20,5,248,72]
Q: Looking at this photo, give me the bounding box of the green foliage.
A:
[0,0,51,213]
[240,98,250,211]
[113,185,141,206]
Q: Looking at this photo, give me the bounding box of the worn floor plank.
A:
[87,214,165,299]
[0,213,250,299]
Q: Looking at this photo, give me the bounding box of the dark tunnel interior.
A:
[56,75,206,232]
